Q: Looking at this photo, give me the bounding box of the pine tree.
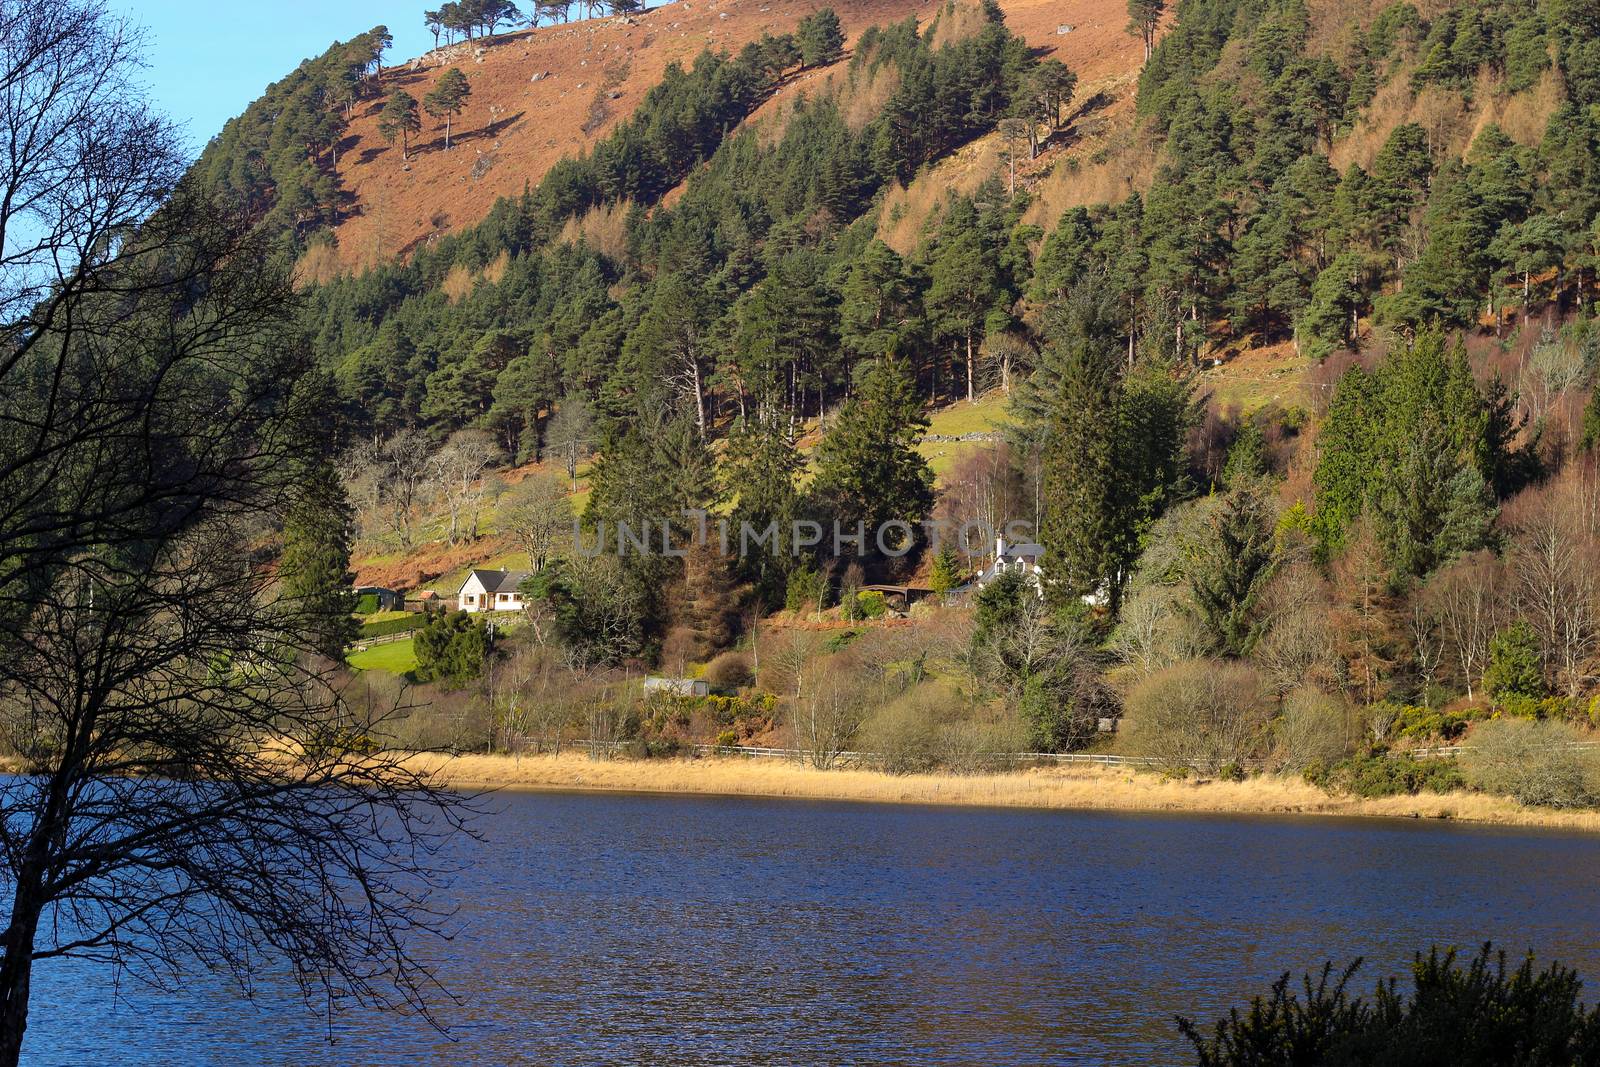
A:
[279,462,357,660]
[423,67,472,150]
[1222,421,1268,488]
[1582,389,1600,452]
[927,224,1000,402]
[378,90,421,161]
[928,544,960,599]
[838,240,912,364]
[1037,292,1120,606]
[796,8,844,69]
[722,412,802,594]
[1126,0,1165,63]
[1188,488,1277,658]
[809,356,934,553]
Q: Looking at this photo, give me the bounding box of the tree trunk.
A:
[966,332,975,402]
[446,112,452,150]
[0,874,44,1067]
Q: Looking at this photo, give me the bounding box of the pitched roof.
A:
[1000,543,1044,559]
[462,568,531,595]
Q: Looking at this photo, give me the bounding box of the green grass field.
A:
[347,637,418,675]
[918,391,1010,481]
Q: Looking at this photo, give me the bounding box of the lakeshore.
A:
[411,751,1600,832]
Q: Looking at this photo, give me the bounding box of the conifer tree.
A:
[723,413,802,594]
[378,90,422,161]
[809,356,933,553]
[1189,488,1276,658]
[1126,0,1165,63]
[796,8,845,69]
[927,222,1000,403]
[423,68,472,150]
[279,461,358,660]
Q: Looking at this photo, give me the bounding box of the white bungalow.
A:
[457,567,531,613]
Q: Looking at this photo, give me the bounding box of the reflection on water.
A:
[25,791,1600,1065]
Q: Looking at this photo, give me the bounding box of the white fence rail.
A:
[512,738,1271,771]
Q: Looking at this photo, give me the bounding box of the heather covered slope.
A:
[220,0,1144,276]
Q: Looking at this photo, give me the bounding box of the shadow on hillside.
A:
[415,110,526,155]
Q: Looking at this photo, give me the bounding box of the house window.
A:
[464,595,475,605]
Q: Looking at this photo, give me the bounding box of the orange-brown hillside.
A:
[309,0,1143,275]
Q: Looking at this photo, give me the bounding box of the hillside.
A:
[302,0,1143,274]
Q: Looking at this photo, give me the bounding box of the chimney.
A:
[995,532,1007,559]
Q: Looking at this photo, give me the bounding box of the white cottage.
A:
[457,568,531,613]
[975,535,1045,595]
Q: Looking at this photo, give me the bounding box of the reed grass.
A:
[409,751,1600,830]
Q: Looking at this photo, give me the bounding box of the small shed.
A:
[351,586,402,613]
[643,676,711,698]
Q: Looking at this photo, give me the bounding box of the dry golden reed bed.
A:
[407,751,1600,832]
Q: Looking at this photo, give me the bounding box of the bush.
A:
[702,651,754,690]
[1320,752,1464,797]
[823,629,861,653]
[937,718,1029,775]
[1392,702,1474,741]
[1180,944,1600,1064]
[353,593,381,615]
[1126,660,1273,773]
[860,683,952,774]
[1461,719,1600,809]
[1019,667,1119,753]
[856,589,888,618]
[1274,687,1354,770]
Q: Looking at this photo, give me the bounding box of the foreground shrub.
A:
[1180,944,1600,1065]
[860,682,966,774]
[1314,752,1464,797]
[1461,719,1600,809]
[1126,660,1273,773]
[1273,687,1354,770]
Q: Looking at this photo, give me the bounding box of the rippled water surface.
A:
[24,791,1600,1065]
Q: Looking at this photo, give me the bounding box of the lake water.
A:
[23,790,1600,1065]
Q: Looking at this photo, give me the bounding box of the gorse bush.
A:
[856,590,888,619]
[1391,703,1474,741]
[1180,944,1600,1066]
[1312,753,1464,798]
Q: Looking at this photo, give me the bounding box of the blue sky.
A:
[124,3,437,155]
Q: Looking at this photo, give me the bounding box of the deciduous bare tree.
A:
[499,470,574,572]
[1425,550,1504,699]
[430,428,500,544]
[1507,469,1600,698]
[0,5,472,1062]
